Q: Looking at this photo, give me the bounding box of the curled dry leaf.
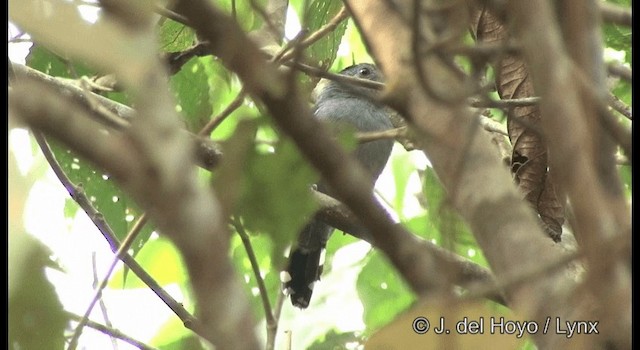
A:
[472,6,564,242]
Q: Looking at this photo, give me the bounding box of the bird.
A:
[281,63,394,308]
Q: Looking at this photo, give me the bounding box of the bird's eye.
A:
[358,67,371,76]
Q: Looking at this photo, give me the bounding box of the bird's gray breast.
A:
[314,97,394,180]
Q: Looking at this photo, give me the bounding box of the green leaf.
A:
[204,57,255,140]
[9,233,68,350]
[230,233,282,318]
[602,19,631,66]
[171,57,213,132]
[110,236,188,289]
[46,140,153,255]
[234,123,320,265]
[26,45,94,77]
[391,152,416,218]
[159,19,196,53]
[619,164,631,199]
[325,230,359,261]
[357,251,415,333]
[304,0,348,69]
[422,168,488,266]
[216,0,266,32]
[63,197,80,220]
[27,45,153,257]
[403,213,439,243]
[332,19,374,70]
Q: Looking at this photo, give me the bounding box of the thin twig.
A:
[154,5,191,26]
[278,6,350,63]
[68,214,149,350]
[249,0,283,41]
[284,60,385,90]
[608,93,632,120]
[76,78,128,128]
[66,311,159,350]
[471,96,541,108]
[165,41,211,74]
[92,253,119,350]
[81,76,115,93]
[198,89,247,137]
[196,7,350,137]
[478,115,509,136]
[356,126,408,143]
[232,217,275,335]
[15,64,221,170]
[31,131,198,326]
[266,291,286,350]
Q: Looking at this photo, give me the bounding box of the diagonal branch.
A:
[9,10,260,345]
[173,0,504,304]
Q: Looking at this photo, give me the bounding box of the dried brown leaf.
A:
[473,6,565,241]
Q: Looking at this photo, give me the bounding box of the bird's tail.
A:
[282,219,333,308]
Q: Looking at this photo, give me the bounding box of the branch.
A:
[68,214,148,349]
[29,131,199,326]
[9,4,260,344]
[506,0,630,347]
[173,0,493,304]
[344,0,584,346]
[284,60,385,90]
[278,6,350,63]
[12,64,223,170]
[66,312,159,350]
[16,61,511,303]
[608,92,632,120]
[232,218,275,337]
[599,1,632,26]
[311,190,506,305]
[607,61,632,82]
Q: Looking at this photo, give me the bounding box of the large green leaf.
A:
[159,19,196,53]
[26,45,94,77]
[356,251,415,333]
[304,0,348,69]
[214,118,318,318]
[9,233,68,350]
[230,233,281,319]
[216,0,267,32]
[390,152,416,219]
[171,57,213,132]
[603,23,631,66]
[421,167,486,266]
[109,236,188,289]
[332,19,374,70]
[223,120,319,266]
[26,45,154,256]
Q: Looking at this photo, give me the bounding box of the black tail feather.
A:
[283,248,325,308]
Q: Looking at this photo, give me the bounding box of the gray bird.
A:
[282,63,394,308]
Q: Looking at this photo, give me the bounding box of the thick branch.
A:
[312,190,506,305]
[12,64,223,170]
[173,0,487,301]
[507,0,631,347]
[344,0,581,346]
[9,11,259,348]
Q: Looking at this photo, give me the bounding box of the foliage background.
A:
[8,0,631,349]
